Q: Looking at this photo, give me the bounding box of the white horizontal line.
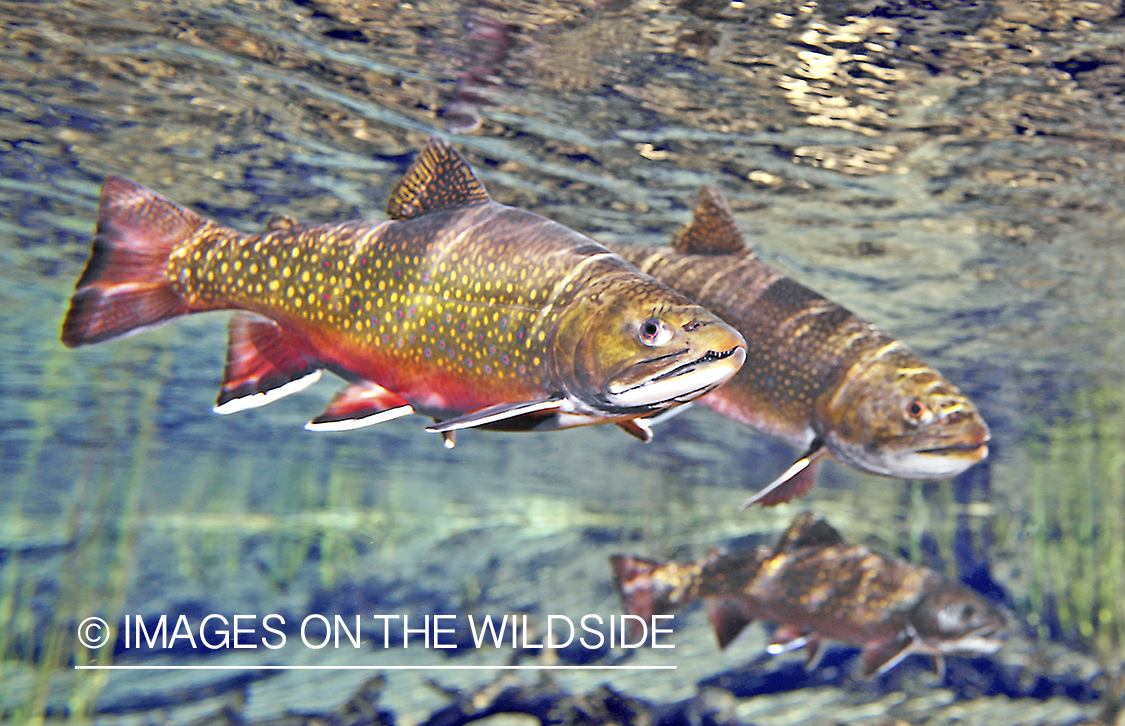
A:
[74,664,675,671]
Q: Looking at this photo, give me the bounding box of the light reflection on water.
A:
[1,0,1124,723]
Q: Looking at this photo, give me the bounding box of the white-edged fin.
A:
[213,370,322,415]
[738,441,826,510]
[304,404,414,432]
[426,398,563,433]
[616,418,654,443]
[645,401,693,427]
[766,636,809,655]
[304,381,415,432]
[441,431,457,449]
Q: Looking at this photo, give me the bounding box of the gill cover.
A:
[548,275,745,416]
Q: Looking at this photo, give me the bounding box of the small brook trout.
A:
[61,138,746,442]
[609,187,990,506]
[611,512,1006,678]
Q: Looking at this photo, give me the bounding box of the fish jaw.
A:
[816,344,991,479]
[605,344,746,409]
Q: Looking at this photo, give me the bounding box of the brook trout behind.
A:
[609,186,990,506]
[61,138,746,442]
[611,512,1006,678]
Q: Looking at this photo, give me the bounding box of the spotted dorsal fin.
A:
[671,185,750,256]
[386,136,491,220]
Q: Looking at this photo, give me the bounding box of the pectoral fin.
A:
[616,418,654,443]
[861,633,915,677]
[738,441,826,510]
[426,398,564,433]
[304,382,414,431]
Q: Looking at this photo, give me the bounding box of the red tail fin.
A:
[61,176,206,347]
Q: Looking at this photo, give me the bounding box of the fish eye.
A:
[638,317,673,347]
[905,399,933,424]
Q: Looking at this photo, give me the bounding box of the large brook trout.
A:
[611,512,1006,678]
[61,138,746,443]
[609,187,990,506]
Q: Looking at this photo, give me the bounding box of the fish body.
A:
[610,512,1006,677]
[61,139,746,439]
[608,186,990,505]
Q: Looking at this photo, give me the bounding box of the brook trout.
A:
[610,512,1006,678]
[609,187,990,506]
[61,138,746,442]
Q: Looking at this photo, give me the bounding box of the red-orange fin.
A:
[426,398,563,433]
[706,597,754,649]
[386,137,491,221]
[671,186,751,256]
[213,314,322,415]
[861,634,914,677]
[765,624,810,654]
[738,442,826,510]
[766,627,826,670]
[305,381,414,431]
[61,176,205,347]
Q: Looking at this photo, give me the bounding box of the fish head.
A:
[552,276,746,415]
[908,581,1006,656]
[815,346,991,479]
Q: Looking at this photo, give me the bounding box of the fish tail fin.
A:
[609,555,699,627]
[61,176,207,347]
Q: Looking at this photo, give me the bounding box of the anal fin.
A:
[213,314,321,414]
[706,597,754,650]
[738,441,826,510]
[305,381,414,431]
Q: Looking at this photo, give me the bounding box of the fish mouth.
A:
[916,440,990,458]
[605,346,745,410]
[940,627,1006,655]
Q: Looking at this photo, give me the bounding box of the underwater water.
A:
[2,0,1124,724]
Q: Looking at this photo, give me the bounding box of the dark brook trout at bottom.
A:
[61,138,746,444]
[611,512,1006,679]
[608,186,990,506]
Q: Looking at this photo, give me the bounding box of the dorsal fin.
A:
[672,185,750,256]
[386,137,491,220]
[773,512,845,554]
